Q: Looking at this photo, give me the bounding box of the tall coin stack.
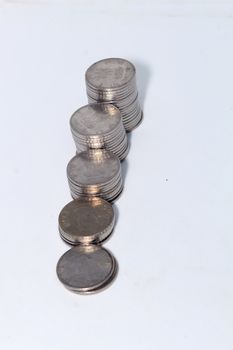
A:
[70,103,129,160]
[56,57,143,294]
[85,58,142,132]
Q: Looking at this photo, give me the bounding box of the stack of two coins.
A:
[57,197,117,294]
[67,149,123,203]
[70,103,129,161]
[85,58,142,132]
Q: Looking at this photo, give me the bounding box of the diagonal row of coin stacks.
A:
[56,58,142,294]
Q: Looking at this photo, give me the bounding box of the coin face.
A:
[67,149,121,186]
[70,103,122,137]
[58,197,115,244]
[56,245,116,293]
[86,58,135,89]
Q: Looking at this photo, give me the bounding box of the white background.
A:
[1,1,233,349]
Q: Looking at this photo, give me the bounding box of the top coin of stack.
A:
[85,58,142,132]
[70,103,129,161]
[67,149,123,203]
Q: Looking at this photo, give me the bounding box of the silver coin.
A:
[74,139,128,161]
[70,103,129,160]
[69,182,123,203]
[67,149,121,187]
[68,170,122,193]
[85,58,135,90]
[79,257,118,294]
[58,197,115,245]
[87,89,138,108]
[56,245,117,294]
[70,103,122,137]
[87,95,142,132]
[85,58,142,132]
[86,84,136,102]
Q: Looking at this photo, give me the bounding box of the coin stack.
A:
[85,58,142,132]
[59,197,115,245]
[56,57,143,294]
[67,149,123,202]
[70,103,129,160]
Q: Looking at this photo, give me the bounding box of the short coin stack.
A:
[67,149,123,202]
[56,57,143,294]
[59,197,115,245]
[70,103,129,160]
[85,58,142,132]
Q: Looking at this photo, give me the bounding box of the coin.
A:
[56,245,117,294]
[70,103,121,136]
[67,149,123,202]
[85,58,143,132]
[58,197,115,245]
[67,149,120,186]
[85,58,135,90]
[70,103,129,160]
[81,257,118,294]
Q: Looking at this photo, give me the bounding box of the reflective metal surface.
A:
[85,58,142,132]
[58,197,115,245]
[66,149,123,202]
[56,245,117,294]
[70,103,129,160]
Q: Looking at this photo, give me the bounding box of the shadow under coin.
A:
[133,60,152,109]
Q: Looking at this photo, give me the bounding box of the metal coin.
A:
[85,58,135,90]
[70,103,121,137]
[78,257,118,294]
[70,103,128,160]
[85,58,142,132]
[56,245,117,294]
[67,149,121,187]
[58,197,115,245]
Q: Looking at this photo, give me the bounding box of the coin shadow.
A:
[134,60,151,109]
[112,203,120,226]
[112,153,128,227]
[121,156,129,185]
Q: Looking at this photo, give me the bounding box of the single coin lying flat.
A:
[56,245,117,294]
